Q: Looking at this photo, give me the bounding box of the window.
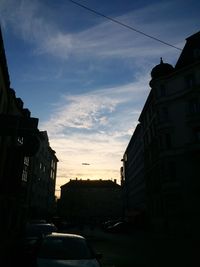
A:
[158,135,163,150]
[22,169,28,182]
[189,99,200,114]
[165,133,171,149]
[162,107,169,121]
[193,48,200,60]
[159,84,166,97]
[17,136,23,145]
[159,107,169,122]
[22,156,29,182]
[194,127,200,142]
[124,153,127,162]
[196,131,200,141]
[0,86,3,111]
[24,156,29,165]
[168,162,176,180]
[185,73,195,89]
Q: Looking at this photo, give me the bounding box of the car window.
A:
[26,223,57,237]
[38,237,94,260]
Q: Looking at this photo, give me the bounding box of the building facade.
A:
[0,27,40,237]
[59,179,123,224]
[121,124,145,223]
[27,131,58,220]
[122,31,200,235]
[0,27,58,238]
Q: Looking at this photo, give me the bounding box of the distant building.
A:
[27,131,58,219]
[59,179,123,224]
[122,31,200,235]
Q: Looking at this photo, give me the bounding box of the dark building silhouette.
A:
[122,31,200,236]
[0,27,58,239]
[121,124,145,223]
[59,179,123,224]
[27,131,58,220]
[0,27,40,238]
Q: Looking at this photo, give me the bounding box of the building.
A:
[121,124,145,223]
[122,31,200,235]
[0,27,58,240]
[59,179,123,224]
[0,27,40,238]
[27,131,58,220]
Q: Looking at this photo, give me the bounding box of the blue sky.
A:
[1,0,200,197]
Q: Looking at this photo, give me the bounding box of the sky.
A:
[0,0,200,197]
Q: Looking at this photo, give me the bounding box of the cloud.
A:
[40,72,149,191]
[0,0,189,63]
[41,72,148,134]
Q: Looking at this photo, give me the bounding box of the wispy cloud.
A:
[41,72,148,134]
[0,0,189,62]
[40,73,149,191]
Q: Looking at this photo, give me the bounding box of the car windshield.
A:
[38,236,94,260]
[26,223,57,237]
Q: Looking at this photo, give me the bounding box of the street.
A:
[67,226,200,267]
[1,225,200,267]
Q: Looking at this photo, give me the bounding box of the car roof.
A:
[32,223,55,226]
[46,232,85,240]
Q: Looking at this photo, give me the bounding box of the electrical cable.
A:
[67,0,182,51]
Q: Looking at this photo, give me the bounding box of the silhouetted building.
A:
[121,124,145,222]
[59,179,123,224]
[0,27,58,240]
[0,27,40,238]
[27,131,58,219]
[122,31,200,235]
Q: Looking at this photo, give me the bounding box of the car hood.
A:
[37,258,100,267]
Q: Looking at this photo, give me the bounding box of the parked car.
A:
[35,232,102,267]
[102,219,119,230]
[101,218,124,231]
[105,221,131,233]
[25,222,58,239]
[23,222,58,262]
[29,219,47,224]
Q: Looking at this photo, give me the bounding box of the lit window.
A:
[22,170,27,182]
[24,156,29,166]
[17,136,23,145]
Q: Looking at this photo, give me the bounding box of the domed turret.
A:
[151,58,174,79]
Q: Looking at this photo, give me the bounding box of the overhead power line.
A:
[67,0,182,51]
